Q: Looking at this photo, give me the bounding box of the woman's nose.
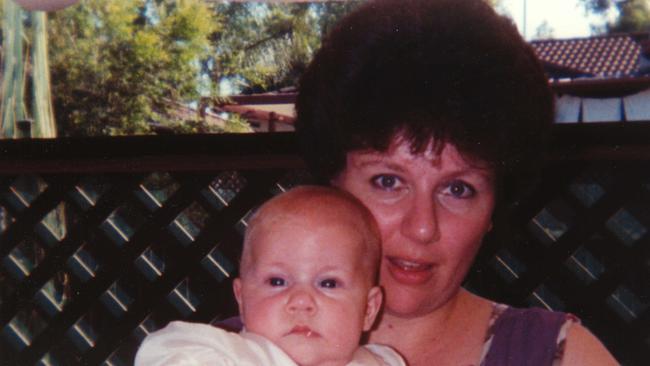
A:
[401,194,440,245]
[286,288,316,314]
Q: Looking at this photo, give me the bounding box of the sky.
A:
[499,0,615,40]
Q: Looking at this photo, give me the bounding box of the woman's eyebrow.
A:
[453,168,496,184]
[354,154,494,180]
[355,157,406,172]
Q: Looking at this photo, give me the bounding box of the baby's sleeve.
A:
[135,321,297,366]
[135,321,239,366]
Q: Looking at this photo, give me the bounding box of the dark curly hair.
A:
[295,0,554,206]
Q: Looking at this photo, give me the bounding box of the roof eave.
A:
[551,76,650,97]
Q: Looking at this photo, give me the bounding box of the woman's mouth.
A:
[386,256,434,285]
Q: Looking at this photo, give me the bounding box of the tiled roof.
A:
[531,34,644,78]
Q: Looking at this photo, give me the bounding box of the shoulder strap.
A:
[480,306,571,366]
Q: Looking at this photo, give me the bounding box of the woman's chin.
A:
[382,287,437,318]
[381,277,464,319]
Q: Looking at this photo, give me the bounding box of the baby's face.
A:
[234,210,381,366]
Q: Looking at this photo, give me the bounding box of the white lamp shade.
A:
[13,0,80,12]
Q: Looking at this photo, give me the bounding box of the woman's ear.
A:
[233,278,244,319]
[363,286,383,331]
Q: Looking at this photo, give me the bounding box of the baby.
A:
[135,186,405,366]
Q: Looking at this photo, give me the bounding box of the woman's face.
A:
[332,138,495,317]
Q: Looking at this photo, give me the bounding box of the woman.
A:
[295,0,618,365]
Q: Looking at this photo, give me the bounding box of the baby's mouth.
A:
[288,325,320,338]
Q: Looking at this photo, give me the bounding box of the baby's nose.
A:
[286,289,316,314]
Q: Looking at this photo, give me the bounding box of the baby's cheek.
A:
[243,303,279,337]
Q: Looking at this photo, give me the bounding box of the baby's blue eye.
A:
[319,279,338,288]
[268,277,286,287]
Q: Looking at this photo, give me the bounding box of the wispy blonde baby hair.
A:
[239,185,381,284]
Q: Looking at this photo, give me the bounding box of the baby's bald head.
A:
[240,186,381,284]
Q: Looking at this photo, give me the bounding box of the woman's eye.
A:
[371,174,402,191]
[445,180,475,199]
[268,277,286,287]
[319,279,338,289]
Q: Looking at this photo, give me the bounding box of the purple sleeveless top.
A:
[479,304,576,366]
[217,303,576,366]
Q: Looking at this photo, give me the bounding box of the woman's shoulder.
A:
[562,322,618,366]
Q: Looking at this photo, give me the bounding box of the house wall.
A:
[556,88,650,123]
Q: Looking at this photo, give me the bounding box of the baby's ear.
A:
[363,286,383,331]
[233,278,244,318]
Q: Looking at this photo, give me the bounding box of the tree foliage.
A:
[210,1,363,95]
[43,0,364,136]
[1,1,365,136]
[48,0,220,135]
[533,21,555,40]
[580,0,650,33]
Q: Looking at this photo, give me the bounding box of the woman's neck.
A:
[369,289,493,366]
[371,289,466,346]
